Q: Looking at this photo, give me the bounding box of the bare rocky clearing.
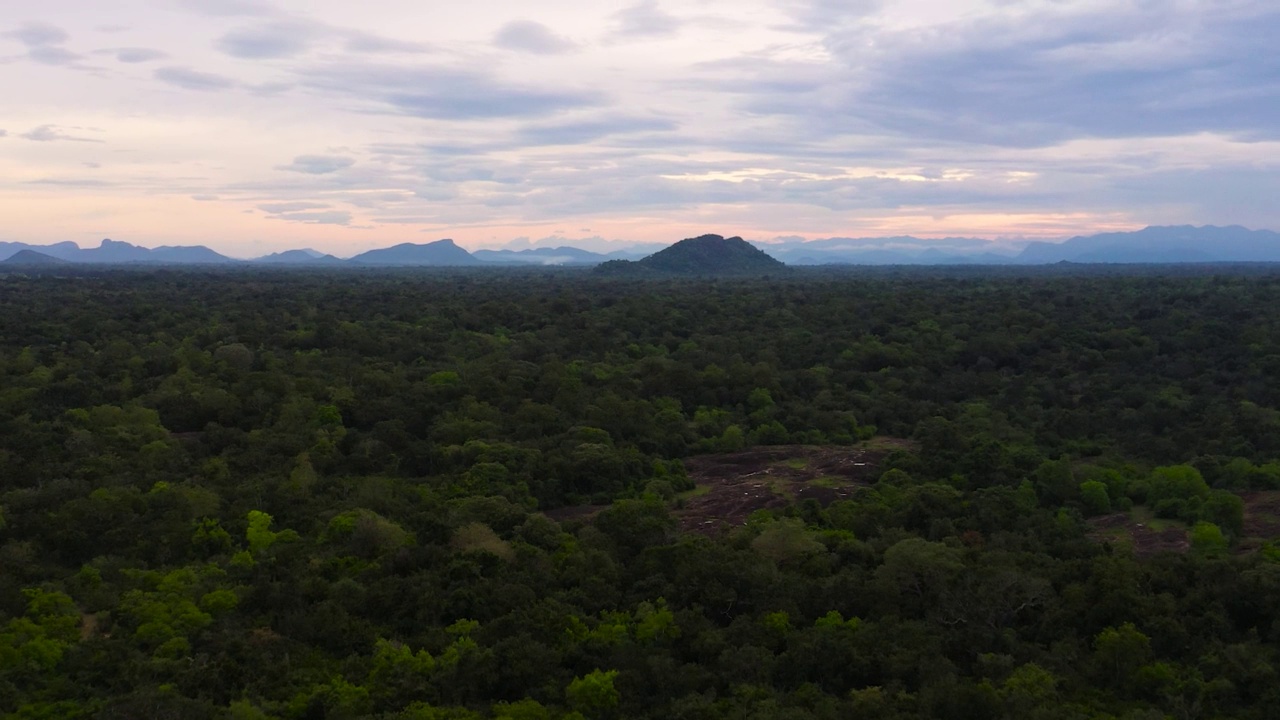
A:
[676,444,900,534]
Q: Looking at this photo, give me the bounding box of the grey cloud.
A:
[516,116,678,146]
[409,161,513,184]
[27,45,82,65]
[0,129,6,137]
[302,62,604,120]
[340,190,414,208]
[774,0,881,32]
[1096,165,1280,222]
[379,216,443,224]
[368,141,493,158]
[177,0,277,17]
[271,210,352,225]
[611,1,682,39]
[495,20,577,55]
[682,55,828,95]
[216,22,316,58]
[155,66,236,91]
[246,82,293,96]
[5,22,86,67]
[258,201,331,213]
[27,177,112,187]
[20,124,103,143]
[343,31,431,54]
[114,47,167,63]
[774,4,1280,147]
[192,194,220,201]
[278,155,355,174]
[7,22,69,47]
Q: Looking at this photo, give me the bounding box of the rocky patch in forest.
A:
[675,444,902,534]
[1089,490,1280,556]
[1087,512,1191,556]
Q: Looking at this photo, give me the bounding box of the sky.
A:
[1,0,1278,257]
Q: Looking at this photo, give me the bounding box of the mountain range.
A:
[3,226,1280,268]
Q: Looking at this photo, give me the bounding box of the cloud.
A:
[154,66,236,91]
[610,1,682,39]
[27,177,112,187]
[20,125,103,143]
[216,21,317,59]
[255,199,353,225]
[516,116,678,146]
[302,62,604,120]
[494,20,577,55]
[270,210,353,225]
[0,129,7,137]
[750,3,1280,148]
[177,0,277,17]
[7,0,1280,244]
[773,0,881,32]
[6,22,69,47]
[258,201,331,213]
[27,46,83,66]
[681,55,829,96]
[343,31,431,54]
[113,47,168,63]
[246,81,293,96]
[5,22,85,66]
[278,155,355,174]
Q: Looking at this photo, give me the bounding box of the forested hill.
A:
[3,269,1280,718]
[596,234,787,275]
[1,249,66,265]
[348,239,483,266]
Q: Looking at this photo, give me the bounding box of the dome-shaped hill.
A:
[2,249,68,265]
[596,234,786,276]
[348,239,483,266]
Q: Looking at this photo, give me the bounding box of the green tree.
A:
[1079,480,1113,516]
[1095,623,1151,687]
[566,670,619,719]
[245,510,277,554]
[1190,521,1228,556]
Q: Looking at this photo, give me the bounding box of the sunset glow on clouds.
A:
[1,0,1277,256]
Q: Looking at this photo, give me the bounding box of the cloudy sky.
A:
[2,0,1277,256]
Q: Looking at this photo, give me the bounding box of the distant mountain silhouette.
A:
[252,249,344,265]
[472,247,608,265]
[78,238,154,263]
[2,249,67,265]
[1016,226,1280,264]
[0,239,235,264]
[349,239,482,266]
[598,234,787,276]
[0,241,80,262]
[760,236,1018,265]
[4,225,1280,268]
[66,239,231,264]
[145,245,235,264]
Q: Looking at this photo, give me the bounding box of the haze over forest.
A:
[2,0,1278,257]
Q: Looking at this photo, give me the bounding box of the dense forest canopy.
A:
[3,266,1280,719]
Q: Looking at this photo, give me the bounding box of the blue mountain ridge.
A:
[4,226,1279,267]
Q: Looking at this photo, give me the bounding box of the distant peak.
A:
[597,232,786,276]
